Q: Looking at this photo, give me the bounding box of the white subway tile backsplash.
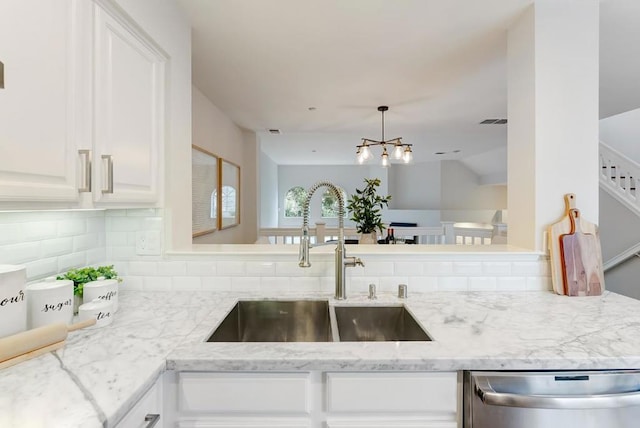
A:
[107,216,143,232]
[482,262,511,276]
[172,276,202,290]
[58,219,86,237]
[157,261,187,276]
[24,257,59,280]
[437,276,469,291]
[201,276,231,291]
[143,276,173,291]
[469,276,498,291]
[425,261,454,276]
[245,261,276,276]
[23,221,57,241]
[58,252,87,272]
[363,261,394,276]
[512,261,546,276]
[290,277,321,292]
[186,261,217,276]
[496,277,527,291]
[408,276,438,292]
[73,233,99,252]
[0,242,41,265]
[275,261,305,277]
[231,277,261,292]
[260,276,290,291]
[142,217,162,231]
[41,237,74,258]
[378,276,409,294]
[122,276,144,291]
[526,276,552,291]
[394,261,424,276]
[129,261,158,276]
[106,232,129,246]
[0,223,24,245]
[217,261,246,276]
[453,262,483,275]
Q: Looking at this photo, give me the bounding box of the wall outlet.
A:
[135,230,162,255]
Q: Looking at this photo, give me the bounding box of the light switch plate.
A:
[135,230,161,255]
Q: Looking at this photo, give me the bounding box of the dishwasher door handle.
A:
[475,376,640,410]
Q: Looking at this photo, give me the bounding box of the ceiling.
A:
[177,0,640,170]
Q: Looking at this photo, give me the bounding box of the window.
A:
[221,185,236,219]
[321,188,347,218]
[284,186,307,217]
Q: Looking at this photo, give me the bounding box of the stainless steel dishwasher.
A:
[464,370,640,428]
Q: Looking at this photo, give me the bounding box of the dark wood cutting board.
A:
[560,209,604,296]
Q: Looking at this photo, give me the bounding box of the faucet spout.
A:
[298,181,364,299]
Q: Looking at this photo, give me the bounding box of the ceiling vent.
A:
[480,119,507,124]
[268,129,281,134]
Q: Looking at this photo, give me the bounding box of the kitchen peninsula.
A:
[3,287,640,428]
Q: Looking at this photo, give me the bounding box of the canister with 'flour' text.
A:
[0,264,27,338]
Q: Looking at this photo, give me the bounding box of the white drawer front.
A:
[179,372,311,414]
[178,418,310,428]
[326,372,457,414]
[326,421,457,428]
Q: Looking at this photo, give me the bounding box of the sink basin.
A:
[207,300,333,342]
[332,305,432,342]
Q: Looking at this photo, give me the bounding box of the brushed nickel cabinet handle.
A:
[144,413,160,428]
[101,154,113,194]
[78,149,92,193]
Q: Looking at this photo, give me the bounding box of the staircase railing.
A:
[600,141,640,217]
[603,242,640,272]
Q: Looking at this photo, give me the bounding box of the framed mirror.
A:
[191,145,218,237]
[219,159,240,229]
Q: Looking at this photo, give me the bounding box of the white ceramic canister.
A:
[83,277,118,312]
[25,277,74,329]
[0,264,27,338]
[78,298,114,328]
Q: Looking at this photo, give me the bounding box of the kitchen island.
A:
[2,289,640,427]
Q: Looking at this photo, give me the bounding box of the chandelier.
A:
[356,106,413,167]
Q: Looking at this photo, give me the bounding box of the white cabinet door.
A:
[0,0,82,203]
[116,378,162,428]
[92,4,166,205]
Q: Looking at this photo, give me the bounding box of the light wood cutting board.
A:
[547,194,599,295]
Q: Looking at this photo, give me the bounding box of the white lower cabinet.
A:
[116,377,163,428]
[164,371,459,428]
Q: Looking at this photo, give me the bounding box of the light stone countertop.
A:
[3,289,640,427]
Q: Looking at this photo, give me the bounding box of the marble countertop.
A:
[3,289,640,427]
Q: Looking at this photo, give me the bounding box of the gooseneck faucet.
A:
[298,181,364,299]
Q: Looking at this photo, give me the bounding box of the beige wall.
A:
[192,86,258,244]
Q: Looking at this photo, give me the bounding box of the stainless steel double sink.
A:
[207,300,432,342]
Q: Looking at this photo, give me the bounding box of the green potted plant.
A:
[346,178,391,244]
[57,265,121,312]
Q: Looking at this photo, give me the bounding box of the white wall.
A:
[191,86,258,244]
[259,149,279,228]
[388,161,441,209]
[440,161,507,210]
[600,108,640,163]
[508,1,599,250]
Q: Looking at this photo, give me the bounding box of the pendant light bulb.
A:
[381,147,390,168]
[392,143,403,160]
[361,144,372,161]
[403,146,413,163]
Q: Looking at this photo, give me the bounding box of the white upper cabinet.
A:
[0,0,166,208]
[92,4,166,205]
[0,0,82,203]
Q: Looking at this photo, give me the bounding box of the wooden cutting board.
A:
[560,209,604,296]
[547,194,599,295]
